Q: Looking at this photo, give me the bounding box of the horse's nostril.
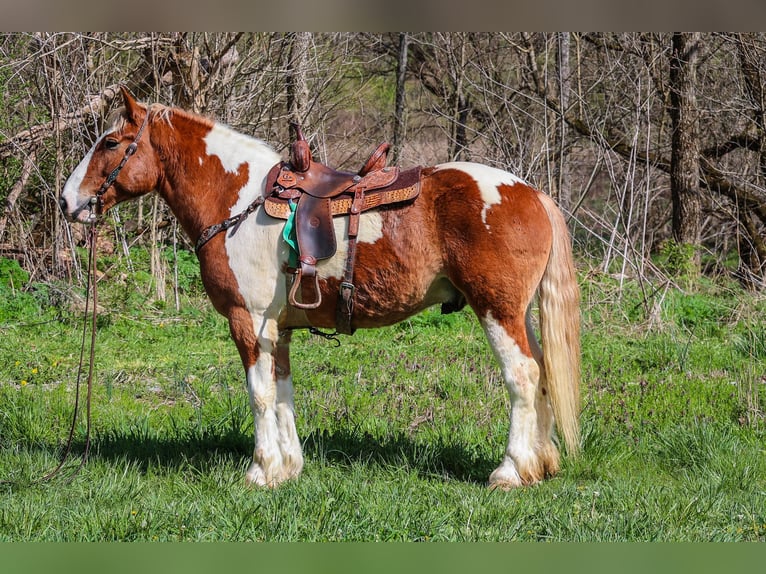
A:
[58,197,67,212]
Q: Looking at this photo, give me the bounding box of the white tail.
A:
[536,192,581,455]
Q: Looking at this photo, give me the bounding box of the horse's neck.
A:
[157,117,280,241]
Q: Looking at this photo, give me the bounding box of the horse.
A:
[60,87,581,490]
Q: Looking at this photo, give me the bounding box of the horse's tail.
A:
[536,192,581,456]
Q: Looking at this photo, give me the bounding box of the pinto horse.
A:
[60,87,580,489]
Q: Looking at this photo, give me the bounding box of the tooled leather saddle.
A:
[264,125,422,335]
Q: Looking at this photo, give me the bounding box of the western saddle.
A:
[264,125,422,335]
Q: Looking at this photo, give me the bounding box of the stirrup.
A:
[288,266,323,310]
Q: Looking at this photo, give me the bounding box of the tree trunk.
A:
[286,32,312,138]
[450,35,469,161]
[392,33,409,164]
[668,32,702,278]
[556,32,572,212]
[734,33,766,286]
[453,95,469,162]
[0,154,35,244]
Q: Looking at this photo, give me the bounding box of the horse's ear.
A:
[120,85,143,124]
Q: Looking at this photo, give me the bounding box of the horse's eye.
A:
[104,138,120,150]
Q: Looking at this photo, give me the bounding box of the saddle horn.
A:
[290,122,312,172]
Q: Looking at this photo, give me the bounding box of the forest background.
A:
[0,32,765,294]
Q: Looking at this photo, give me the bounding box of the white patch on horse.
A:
[206,121,384,309]
[244,348,282,485]
[204,123,276,174]
[61,129,114,220]
[208,122,284,314]
[435,161,526,230]
[316,211,384,279]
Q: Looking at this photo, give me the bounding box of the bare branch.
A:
[0,84,120,160]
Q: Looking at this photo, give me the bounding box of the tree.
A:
[668,32,702,278]
[2,32,766,297]
[392,32,408,164]
[731,33,766,286]
[555,32,572,212]
[286,32,312,140]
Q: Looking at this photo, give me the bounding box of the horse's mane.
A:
[106,102,214,132]
[105,100,276,163]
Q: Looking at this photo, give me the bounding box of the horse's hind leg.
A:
[481,312,546,488]
[525,312,560,476]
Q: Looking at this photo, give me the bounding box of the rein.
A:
[37,223,100,483]
[13,109,152,485]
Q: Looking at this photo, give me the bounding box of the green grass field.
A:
[0,256,764,541]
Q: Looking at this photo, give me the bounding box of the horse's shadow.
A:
[84,427,496,485]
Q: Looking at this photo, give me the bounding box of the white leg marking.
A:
[275,371,303,479]
[526,311,560,474]
[245,351,284,487]
[245,320,304,486]
[482,312,542,487]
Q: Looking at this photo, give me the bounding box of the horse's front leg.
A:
[274,329,303,480]
[228,309,302,487]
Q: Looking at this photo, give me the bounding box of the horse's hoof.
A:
[488,479,523,491]
[488,463,523,490]
[245,464,276,488]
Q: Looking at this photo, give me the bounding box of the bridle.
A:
[91,106,153,218]
[24,107,153,485]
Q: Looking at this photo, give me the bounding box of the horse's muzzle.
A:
[59,196,97,224]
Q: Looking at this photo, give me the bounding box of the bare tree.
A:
[286,32,312,141]
[392,32,409,164]
[555,32,572,211]
[668,32,703,277]
[731,33,766,286]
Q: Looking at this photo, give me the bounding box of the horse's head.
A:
[60,86,163,223]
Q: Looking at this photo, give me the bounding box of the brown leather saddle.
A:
[264,125,421,334]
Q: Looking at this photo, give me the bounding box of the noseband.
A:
[91,105,153,218]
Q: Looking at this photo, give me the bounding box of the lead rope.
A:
[0,220,99,486]
[45,107,151,482]
[33,220,99,484]
[38,220,99,483]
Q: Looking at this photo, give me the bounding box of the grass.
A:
[0,259,765,541]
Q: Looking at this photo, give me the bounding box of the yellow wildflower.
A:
[20,380,28,387]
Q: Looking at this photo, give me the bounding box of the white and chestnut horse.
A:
[60,88,580,489]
